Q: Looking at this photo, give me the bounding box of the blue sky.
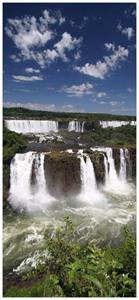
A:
[3,3,136,115]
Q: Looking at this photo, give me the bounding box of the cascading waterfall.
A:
[91,147,132,194]
[103,153,109,183]
[68,121,84,132]
[5,120,58,134]
[125,148,132,178]
[78,152,107,205]
[100,120,136,128]
[8,152,56,213]
[119,148,127,181]
[80,155,97,195]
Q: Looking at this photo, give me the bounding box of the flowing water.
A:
[3,149,136,277]
[99,120,136,128]
[5,120,58,134]
[68,120,84,132]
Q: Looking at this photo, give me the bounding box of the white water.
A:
[8,152,56,213]
[80,155,97,194]
[119,148,126,181]
[68,121,84,132]
[100,120,136,128]
[5,120,58,134]
[91,147,132,194]
[4,149,136,275]
[78,153,107,206]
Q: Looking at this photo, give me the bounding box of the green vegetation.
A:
[81,124,136,148]
[4,217,136,297]
[3,127,27,203]
[3,107,136,121]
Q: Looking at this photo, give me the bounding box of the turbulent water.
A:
[4,148,136,276]
[8,152,56,213]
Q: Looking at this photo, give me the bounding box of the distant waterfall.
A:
[100,120,136,128]
[119,149,127,180]
[8,152,55,213]
[5,120,58,134]
[68,121,84,132]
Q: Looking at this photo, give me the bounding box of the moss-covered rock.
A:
[44,152,81,198]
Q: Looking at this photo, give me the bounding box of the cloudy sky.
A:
[3,3,136,115]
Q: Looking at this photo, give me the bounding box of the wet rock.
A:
[89,151,105,185]
[113,148,120,175]
[128,148,136,178]
[44,152,81,198]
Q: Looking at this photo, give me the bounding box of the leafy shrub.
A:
[4,217,136,297]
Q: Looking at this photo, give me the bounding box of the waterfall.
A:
[78,153,107,205]
[119,149,127,181]
[80,155,97,194]
[99,120,136,128]
[103,153,109,183]
[68,121,84,132]
[125,148,132,178]
[90,147,132,194]
[8,152,55,213]
[104,148,119,186]
[5,120,58,134]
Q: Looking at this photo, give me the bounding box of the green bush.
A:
[5,218,136,297]
[3,127,27,203]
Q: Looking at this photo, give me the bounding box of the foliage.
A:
[3,107,136,121]
[81,125,136,147]
[4,217,136,297]
[3,127,27,203]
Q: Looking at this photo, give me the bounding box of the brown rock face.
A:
[113,149,120,175]
[44,152,81,198]
[89,151,105,185]
[128,148,136,178]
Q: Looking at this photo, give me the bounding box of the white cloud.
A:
[15,88,32,92]
[97,92,107,98]
[44,49,59,62]
[12,75,43,82]
[75,44,128,79]
[4,101,85,113]
[5,11,82,68]
[90,98,96,103]
[124,7,136,18]
[117,23,134,40]
[74,51,81,61]
[109,101,125,107]
[4,101,56,111]
[105,43,115,51]
[54,32,83,62]
[132,10,136,17]
[62,82,93,97]
[10,54,21,63]
[122,27,134,40]
[127,87,133,93]
[61,104,85,113]
[100,101,106,105]
[25,67,40,73]
[69,16,88,30]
